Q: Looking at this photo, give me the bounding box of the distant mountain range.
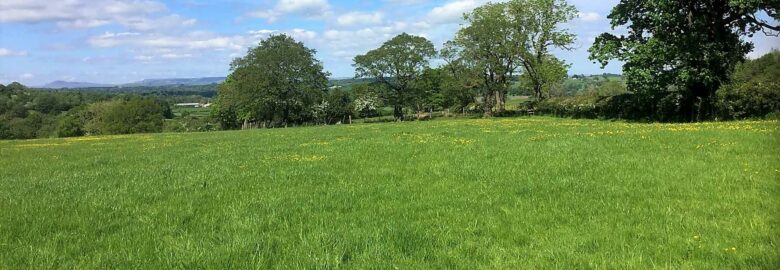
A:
[39,77,227,89]
[41,81,115,88]
[38,76,375,89]
[122,77,226,87]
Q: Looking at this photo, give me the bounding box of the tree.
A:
[353,33,436,121]
[324,88,354,124]
[589,0,780,121]
[351,83,382,119]
[82,98,164,135]
[216,34,329,128]
[412,68,446,115]
[716,50,780,119]
[507,0,577,101]
[440,44,480,114]
[449,3,520,116]
[56,114,84,137]
[518,55,569,99]
[446,0,577,115]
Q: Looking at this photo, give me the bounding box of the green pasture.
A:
[0,117,778,268]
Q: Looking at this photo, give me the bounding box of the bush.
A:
[535,91,686,122]
[164,116,218,133]
[715,50,780,119]
[83,98,165,135]
[535,95,599,119]
[716,81,780,119]
[56,114,84,137]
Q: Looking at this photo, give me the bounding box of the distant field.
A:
[0,117,778,268]
[172,106,211,118]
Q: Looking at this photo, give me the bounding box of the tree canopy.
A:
[445,0,577,116]
[353,33,436,120]
[589,0,780,121]
[216,34,329,128]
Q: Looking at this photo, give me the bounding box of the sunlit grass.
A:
[0,117,778,268]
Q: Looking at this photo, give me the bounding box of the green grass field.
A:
[1,117,778,269]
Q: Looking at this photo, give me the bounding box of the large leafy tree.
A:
[216,34,329,128]
[446,0,576,116]
[353,33,436,120]
[450,3,520,116]
[589,0,780,121]
[508,0,577,101]
[440,42,481,114]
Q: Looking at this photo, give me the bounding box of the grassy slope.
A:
[0,117,778,269]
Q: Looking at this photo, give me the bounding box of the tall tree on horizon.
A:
[353,33,437,121]
[445,0,577,116]
[215,34,329,128]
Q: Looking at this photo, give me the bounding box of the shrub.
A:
[716,81,780,119]
[56,114,84,138]
[83,98,164,135]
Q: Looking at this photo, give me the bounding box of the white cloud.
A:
[160,53,194,59]
[86,27,322,64]
[0,0,165,23]
[0,48,29,57]
[119,14,197,32]
[0,0,196,32]
[248,0,331,22]
[20,73,34,79]
[337,12,384,27]
[578,12,602,22]
[383,0,430,5]
[317,21,432,61]
[427,0,484,25]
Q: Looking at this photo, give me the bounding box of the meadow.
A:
[0,117,778,269]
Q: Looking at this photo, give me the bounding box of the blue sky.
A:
[1,0,778,86]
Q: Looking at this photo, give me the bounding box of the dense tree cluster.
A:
[0,83,172,139]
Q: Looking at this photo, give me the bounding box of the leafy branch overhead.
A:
[589,0,780,121]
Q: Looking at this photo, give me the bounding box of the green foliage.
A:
[411,68,446,112]
[448,2,519,115]
[55,114,84,138]
[216,34,329,128]
[39,84,220,97]
[82,98,164,135]
[351,83,383,118]
[323,88,354,124]
[508,0,577,100]
[353,33,436,120]
[164,116,218,133]
[446,0,577,115]
[0,82,111,139]
[1,117,777,268]
[716,50,780,119]
[589,0,780,121]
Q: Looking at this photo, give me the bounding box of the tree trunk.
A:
[483,89,495,117]
[394,105,404,121]
[534,83,543,101]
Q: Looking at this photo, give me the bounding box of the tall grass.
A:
[1,117,777,268]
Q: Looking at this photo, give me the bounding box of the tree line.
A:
[0,83,173,139]
[3,0,777,139]
[214,0,779,127]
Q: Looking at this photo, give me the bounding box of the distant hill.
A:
[41,81,114,89]
[40,76,375,91]
[123,77,226,87]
